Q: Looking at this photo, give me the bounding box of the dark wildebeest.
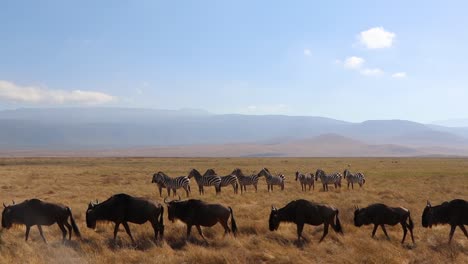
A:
[86,193,164,242]
[422,199,468,243]
[269,199,343,242]
[354,203,415,244]
[1,199,81,243]
[164,197,237,243]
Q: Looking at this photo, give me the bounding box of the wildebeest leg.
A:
[380,225,390,240]
[459,224,468,239]
[58,222,67,241]
[371,224,378,237]
[319,223,329,242]
[186,224,193,238]
[221,219,231,236]
[448,225,457,243]
[25,226,31,241]
[122,222,135,243]
[401,222,408,243]
[196,225,208,244]
[296,222,307,242]
[37,225,47,243]
[64,221,72,240]
[113,223,121,241]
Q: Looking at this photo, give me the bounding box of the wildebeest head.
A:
[1,202,15,228]
[353,206,370,227]
[86,200,99,229]
[269,206,280,231]
[164,196,181,223]
[422,201,433,228]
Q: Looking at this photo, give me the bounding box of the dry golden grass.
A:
[0,157,467,264]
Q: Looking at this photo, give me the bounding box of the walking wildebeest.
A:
[422,199,468,243]
[164,197,237,243]
[269,199,343,242]
[1,199,81,243]
[86,193,164,242]
[354,203,415,244]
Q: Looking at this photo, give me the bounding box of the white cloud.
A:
[392,72,407,78]
[0,80,116,105]
[360,68,384,76]
[303,49,312,56]
[344,56,365,69]
[359,27,396,49]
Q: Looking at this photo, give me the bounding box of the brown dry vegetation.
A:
[0,157,467,264]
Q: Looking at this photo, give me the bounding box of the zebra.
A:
[188,169,221,195]
[343,169,366,189]
[315,169,342,191]
[258,168,285,192]
[151,171,191,197]
[204,169,239,194]
[295,171,314,191]
[231,168,261,194]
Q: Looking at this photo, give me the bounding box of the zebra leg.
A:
[167,188,171,197]
[254,184,258,192]
[172,188,177,197]
[347,182,350,189]
[185,186,190,197]
[371,224,378,237]
[352,182,354,189]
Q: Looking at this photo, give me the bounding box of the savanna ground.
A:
[0,157,467,264]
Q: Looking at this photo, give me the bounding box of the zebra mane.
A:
[203,169,217,176]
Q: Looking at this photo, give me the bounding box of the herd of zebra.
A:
[151,168,366,196]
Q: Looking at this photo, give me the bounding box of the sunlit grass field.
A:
[0,157,467,264]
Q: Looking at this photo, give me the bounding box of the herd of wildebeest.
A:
[1,167,467,247]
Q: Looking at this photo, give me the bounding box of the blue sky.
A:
[1,1,467,122]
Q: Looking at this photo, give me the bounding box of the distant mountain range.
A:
[1,107,468,157]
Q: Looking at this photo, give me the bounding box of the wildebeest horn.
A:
[177,195,181,201]
[12,200,15,205]
[3,202,6,208]
[426,200,431,207]
[164,197,169,204]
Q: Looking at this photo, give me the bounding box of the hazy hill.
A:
[0,107,468,156]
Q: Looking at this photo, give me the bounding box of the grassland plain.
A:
[0,157,467,264]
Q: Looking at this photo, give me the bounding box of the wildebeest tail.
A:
[229,207,238,236]
[67,207,81,238]
[408,212,414,230]
[333,209,343,234]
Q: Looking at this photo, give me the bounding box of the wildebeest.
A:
[269,199,343,242]
[422,199,468,243]
[164,197,237,243]
[86,193,164,242]
[1,199,81,242]
[354,203,415,244]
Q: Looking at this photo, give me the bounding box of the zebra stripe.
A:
[295,171,315,191]
[343,169,365,189]
[315,169,342,191]
[188,169,221,195]
[231,168,261,193]
[258,168,285,192]
[152,172,191,197]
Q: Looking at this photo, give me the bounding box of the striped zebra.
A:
[315,169,342,191]
[258,168,285,192]
[231,168,261,194]
[204,169,239,194]
[295,171,314,191]
[343,169,366,189]
[188,169,221,195]
[151,171,191,197]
